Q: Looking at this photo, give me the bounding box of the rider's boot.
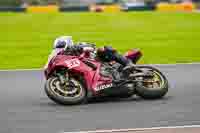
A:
[112,53,135,77]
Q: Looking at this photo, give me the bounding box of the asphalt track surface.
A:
[2,64,200,133]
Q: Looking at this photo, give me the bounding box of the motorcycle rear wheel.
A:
[135,66,168,99]
[45,76,87,105]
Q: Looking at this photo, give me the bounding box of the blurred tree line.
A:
[0,0,60,6]
[0,0,199,7]
[0,0,21,6]
[25,0,61,5]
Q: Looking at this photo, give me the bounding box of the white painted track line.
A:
[64,125,200,133]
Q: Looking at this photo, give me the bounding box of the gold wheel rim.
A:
[50,78,83,99]
[142,70,164,90]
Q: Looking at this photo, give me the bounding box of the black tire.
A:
[135,66,168,99]
[45,76,87,105]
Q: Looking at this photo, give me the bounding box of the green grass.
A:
[0,12,200,69]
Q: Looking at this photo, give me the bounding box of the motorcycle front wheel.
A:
[135,66,168,99]
[45,76,87,105]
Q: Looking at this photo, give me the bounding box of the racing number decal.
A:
[65,59,80,69]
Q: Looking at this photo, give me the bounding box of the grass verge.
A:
[0,12,200,69]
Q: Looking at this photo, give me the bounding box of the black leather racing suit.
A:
[66,44,131,67]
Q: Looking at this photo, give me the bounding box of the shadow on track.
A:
[40,95,172,107]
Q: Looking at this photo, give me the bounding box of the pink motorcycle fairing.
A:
[44,54,112,95]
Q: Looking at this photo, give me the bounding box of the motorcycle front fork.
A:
[56,70,69,85]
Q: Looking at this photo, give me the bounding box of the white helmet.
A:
[53,36,74,49]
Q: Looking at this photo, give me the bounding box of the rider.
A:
[52,36,134,71]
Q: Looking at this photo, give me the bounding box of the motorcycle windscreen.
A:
[44,48,63,69]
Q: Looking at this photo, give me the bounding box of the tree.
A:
[0,0,22,7]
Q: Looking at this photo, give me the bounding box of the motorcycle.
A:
[44,49,168,105]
